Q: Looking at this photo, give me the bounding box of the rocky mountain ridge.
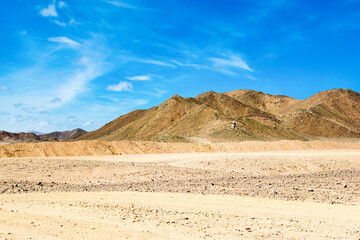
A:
[0,128,87,142]
[74,88,360,142]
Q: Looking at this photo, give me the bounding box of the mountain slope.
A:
[283,89,360,138]
[224,89,300,116]
[75,92,303,142]
[0,131,40,141]
[74,88,360,142]
[40,128,87,141]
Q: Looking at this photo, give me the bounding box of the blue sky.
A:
[1,0,360,133]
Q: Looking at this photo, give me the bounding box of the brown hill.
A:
[283,89,360,138]
[74,88,360,142]
[0,131,40,141]
[40,128,86,141]
[75,91,303,142]
[224,89,300,116]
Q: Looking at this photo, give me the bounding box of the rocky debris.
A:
[0,150,360,240]
[1,168,359,204]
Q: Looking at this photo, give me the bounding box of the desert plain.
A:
[0,140,359,239]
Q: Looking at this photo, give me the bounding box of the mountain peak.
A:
[195,90,217,99]
[169,94,184,101]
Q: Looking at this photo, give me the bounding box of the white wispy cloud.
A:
[168,50,254,77]
[246,75,257,81]
[137,59,175,67]
[0,31,113,132]
[130,99,148,106]
[53,20,67,27]
[57,54,107,103]
[69,18,80,26]
[153,88,167,97]
[0,86,8,91]
[105,98,148,106]
[0,36,109,113]
[105,0,136,9]
[39,1,58,17]
[58,1,68,8]
[140,88,167,97]
[106,81,133,91]
[67,116,77,122]
[170,54,252,77]
[209,55,253,72]
[171,60,202,68]
[39,121,49,127]
[126,75,152,81]
[48,37,81,47]
[83,120,93,127]
[171,60,184,66]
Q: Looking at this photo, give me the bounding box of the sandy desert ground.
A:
[1,149,360,239]
[2,139,360,158]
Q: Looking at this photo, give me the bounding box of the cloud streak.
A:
[39,1,58,17]
[48,37,81,47]
[105,1,136,9]
[170,53,253,77]
[0,36,109,113]
[0,86,8,91]
[137,59,175,67]
[209,55,253,72]
[58,1,67,9]
[106,81,133,91]
[140,88,167,98]
[126,75,152,81]
[56,39,110,103]
[53,20,67,27]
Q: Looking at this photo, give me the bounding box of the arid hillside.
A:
[283,89,360,138]
[224,89,300,116]
[74,88,360,142]
[0,131,40,142]
[0,128,87,142]
[40,128,86,141]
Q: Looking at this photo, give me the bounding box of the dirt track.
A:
[1,150,360,239]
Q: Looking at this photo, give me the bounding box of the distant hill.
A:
[0,128,87,142]
[0,131,40,141]
[28,131,44,136]
[40,128,86,141]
